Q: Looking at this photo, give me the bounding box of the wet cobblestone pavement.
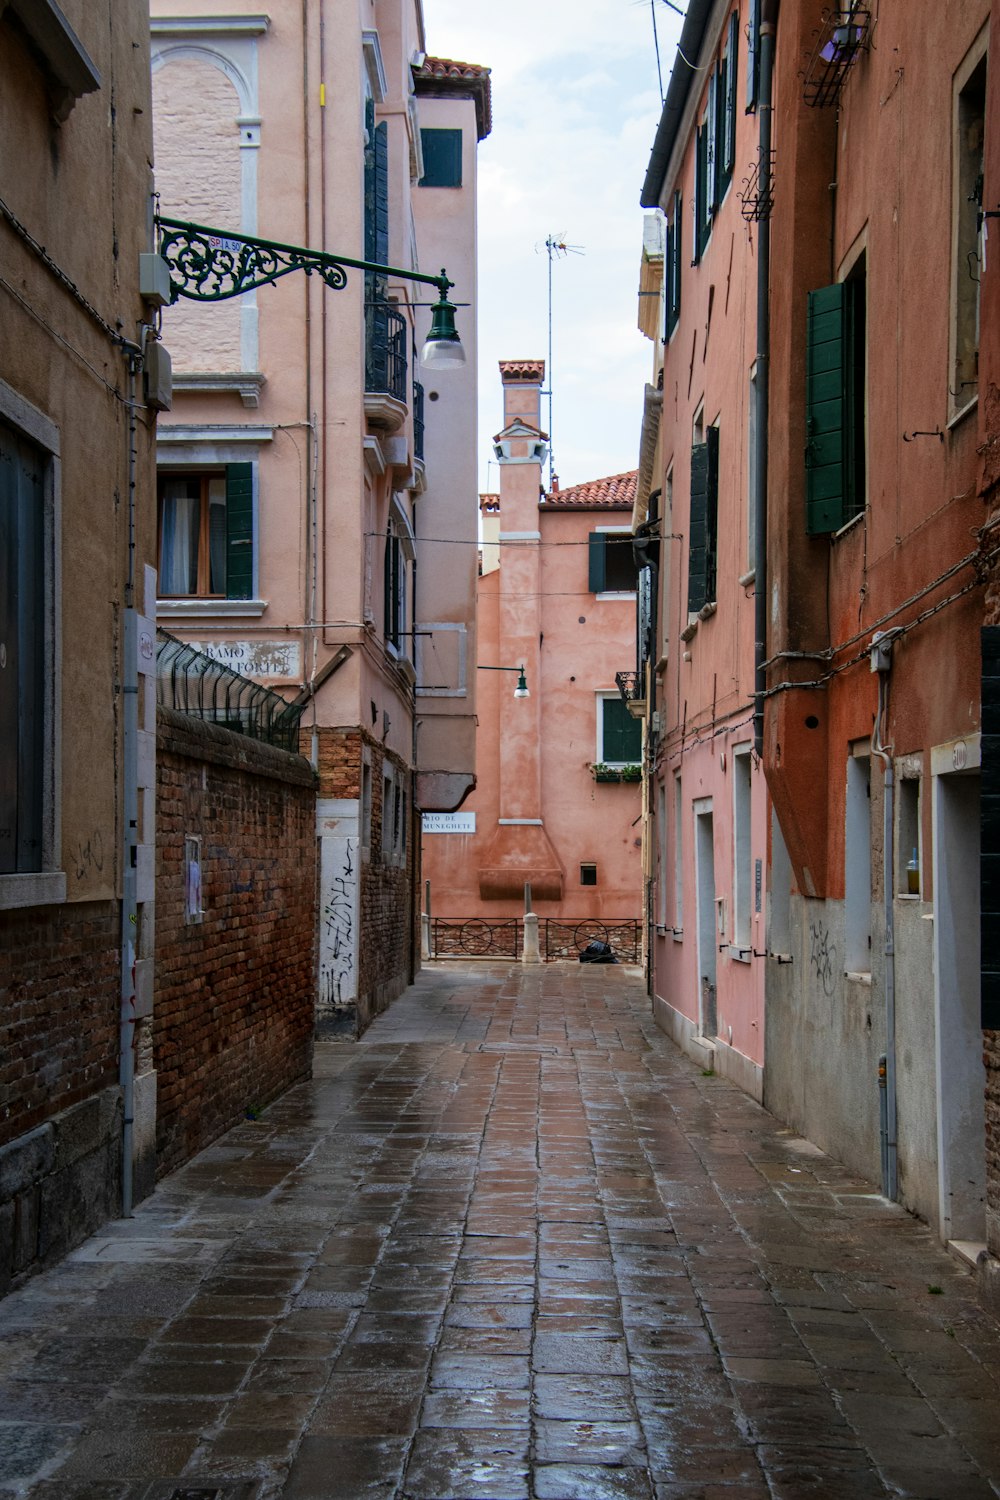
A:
[4,963,1000,1500]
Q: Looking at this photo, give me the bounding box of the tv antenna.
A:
[538,234,584,490]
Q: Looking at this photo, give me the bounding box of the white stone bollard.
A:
[421,912,431,961]
[522,912,541,964]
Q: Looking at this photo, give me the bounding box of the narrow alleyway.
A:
[3,964,1000,1500]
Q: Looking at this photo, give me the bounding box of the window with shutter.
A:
[666,191,682,337]
[364,101,390,390]
[951,48,986,420]
[158,465,255,598]
[721,13,738,192]
[0,420,45,874]
[693,125,707,264]
[589,532,636,594]
[805,273,865,535]
[746,0,760,111]
[419,128,462,187]
[706,72,718,215]
[600,695,642,765]
[687,426,719,612]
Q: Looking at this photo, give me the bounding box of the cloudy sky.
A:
[421,0,682,492]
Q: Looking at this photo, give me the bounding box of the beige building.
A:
[150,3,489,1029]
[0,0,159,1279]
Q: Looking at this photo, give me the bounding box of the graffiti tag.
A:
[809,921,837,997]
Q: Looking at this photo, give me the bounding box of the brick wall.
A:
[0,902,123,1289]
[1,901,120,1145]
[155,709,317,1177]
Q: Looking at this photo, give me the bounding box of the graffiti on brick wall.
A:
[319,836,358,1011]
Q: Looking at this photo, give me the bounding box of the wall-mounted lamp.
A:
[478,664,530,698]
[155,216,465,369]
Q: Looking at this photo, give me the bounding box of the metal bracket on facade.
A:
[155,215,452,304]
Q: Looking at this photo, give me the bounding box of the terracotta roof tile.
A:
[420,56,490,80]
[480,493,500,511]
[414,56,492,140]
[541,470,638,510]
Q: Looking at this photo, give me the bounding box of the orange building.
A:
[421,361,644,959]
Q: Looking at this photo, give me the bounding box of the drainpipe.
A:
[871,632,899,1200]
[119,342,144,1218]
[753,0,778,756]
[410,548,419,984]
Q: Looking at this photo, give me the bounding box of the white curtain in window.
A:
[160,480,200,594]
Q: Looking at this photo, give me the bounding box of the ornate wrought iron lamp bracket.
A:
[155,215,453,304]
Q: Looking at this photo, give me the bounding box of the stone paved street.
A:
[3,963,1000,1500]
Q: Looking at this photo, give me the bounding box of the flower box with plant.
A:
[591,763,642,783]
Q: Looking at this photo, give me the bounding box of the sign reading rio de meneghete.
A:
[421,812,476,835]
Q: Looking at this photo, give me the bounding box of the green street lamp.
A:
[154,215,465,367]
[478,664,529,699]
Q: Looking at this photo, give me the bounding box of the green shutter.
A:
[805,283,848,535]
[705,424,719,604]
[746,0,760,111]
[693,128,705,264]
[365,114,390,386]
[688,441,709,613]
[667,192,682,337]
[374,122,389,265]
[603,697,641,764]
[724,13,738,181]
[588,532,606,593]
[225,462,254,599]
[706,72,719,213]
[419,128,463,187]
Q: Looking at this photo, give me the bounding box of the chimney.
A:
[498,359,545,429]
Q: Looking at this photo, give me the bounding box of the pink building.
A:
[150,2,489,1029]
[422,361,644,958]
[639,0,768,1097]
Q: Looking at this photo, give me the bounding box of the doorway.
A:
[694,800,717,1038]
[932,762,985,1246]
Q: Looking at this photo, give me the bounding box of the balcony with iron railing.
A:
[365,298,408,431]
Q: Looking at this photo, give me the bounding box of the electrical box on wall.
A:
[139,252,173,308]
[870,631,894,673]
[144,341,172,411]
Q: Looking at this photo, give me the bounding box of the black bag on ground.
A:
[579,940,617,964]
